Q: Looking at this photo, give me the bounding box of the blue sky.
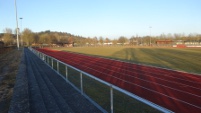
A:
[1,0,201,39]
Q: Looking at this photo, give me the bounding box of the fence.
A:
[29,47,173,113]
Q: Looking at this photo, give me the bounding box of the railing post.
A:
[43,54,45,61]
[44,54,47,63]
[65,65,68,80]
[110,85,113,113]
[51,58,53,68]
[45,55,46,62]
[57,61,59,73]
[80,72,83,95]
[47,56,49,64]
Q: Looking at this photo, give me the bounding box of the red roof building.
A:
[156,40,173,46]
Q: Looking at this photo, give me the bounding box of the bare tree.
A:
[39,33,51,44]
[68,36,74,43]
[2,28,13,45]
[92,37,98,45]
[105,37,110,43]
[21,28,34,46]
[118,36,128,45]
[99,36,104,45]
[112,39,118,45]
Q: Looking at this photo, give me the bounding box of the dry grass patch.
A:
[0,49,22,113]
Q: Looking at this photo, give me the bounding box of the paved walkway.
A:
[9,48,103,113]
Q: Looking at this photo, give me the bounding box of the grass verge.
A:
[0,49,22,113]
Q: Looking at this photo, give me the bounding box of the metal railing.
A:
[29,47,174,113]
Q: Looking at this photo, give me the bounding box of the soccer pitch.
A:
[53,46,201,74]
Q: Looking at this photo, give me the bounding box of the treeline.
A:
[0,28,201,46]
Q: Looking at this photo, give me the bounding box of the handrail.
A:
[29,47,174,113]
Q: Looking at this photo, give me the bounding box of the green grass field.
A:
[52,46,201,74]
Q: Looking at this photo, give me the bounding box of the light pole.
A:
[15,0,19,50]
[20,17,23,46]
[149,26,152,46]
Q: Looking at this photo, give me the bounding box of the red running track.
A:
[36,48,201,113]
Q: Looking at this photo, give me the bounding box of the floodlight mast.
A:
[149,26,152,46]
[15,0,19,50]
[20,17,23,46]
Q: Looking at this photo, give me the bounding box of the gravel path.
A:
[9,48,103,113]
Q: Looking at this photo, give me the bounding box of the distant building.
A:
[184,41,201,47]
[129,38,139,45]
[184,41,201,45]
[156,40,173,46]
[172,40,201,48]
[103,42,113,45]
[53,42,74,47]
[175,40,184,45]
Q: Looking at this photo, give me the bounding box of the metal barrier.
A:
[29,47,174,113]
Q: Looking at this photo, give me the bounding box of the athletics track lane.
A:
[36,48,201,113]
